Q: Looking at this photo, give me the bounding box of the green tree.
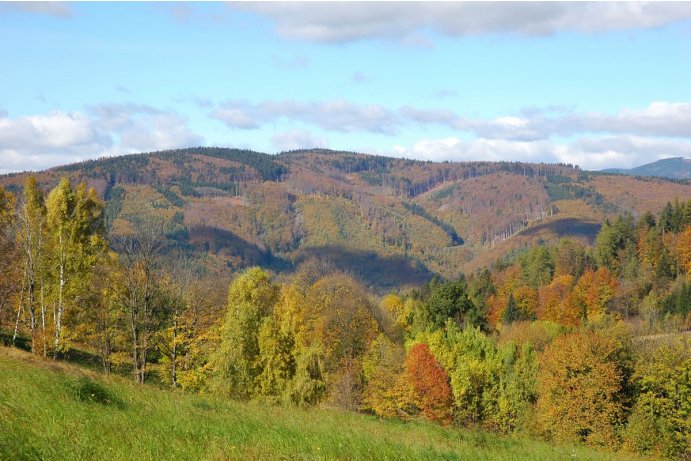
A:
[211,267,278,399]
[414,278,478,332]
[594,214,635,276]
[623,340,690,458]
[502,293,519,324]
[519,246,555,287]
[256,316,296,401]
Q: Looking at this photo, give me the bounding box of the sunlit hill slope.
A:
[2,148,689,290]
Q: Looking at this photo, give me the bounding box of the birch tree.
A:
[46,179,106,359]
[15,177,47,353]
[0,186,17,332]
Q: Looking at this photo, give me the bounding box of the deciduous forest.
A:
[0,176,688,459]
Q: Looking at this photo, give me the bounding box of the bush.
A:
[73,376,124,408]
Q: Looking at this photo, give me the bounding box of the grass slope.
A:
[0,347,652,461]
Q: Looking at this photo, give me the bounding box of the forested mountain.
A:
[603,157,691,180]
[2,148,689,290]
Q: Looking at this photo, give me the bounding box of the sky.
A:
[1,1,691,174]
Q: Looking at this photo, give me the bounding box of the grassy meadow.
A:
[0,346,654,461]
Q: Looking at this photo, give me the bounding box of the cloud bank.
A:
[3,99,691,173]
[235,2,691,43]
[0,105,203,174]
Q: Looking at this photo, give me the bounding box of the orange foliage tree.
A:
[537,275,579,326]
[403,343,453,425]
[674,225,691,275]
[536,331,627,448]
[570,268,617,323]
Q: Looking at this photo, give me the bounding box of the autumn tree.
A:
[537,275,579,326]
[404,343,452,424]
[570,268,617,324]
[512,285,538,321]
[68,250,122,374]
[378,293,406,339]
[300,273,379,408]
[14,176,47,353]
[0,186,17,331]
[536,331,628,448]
[46,179,106,359]
[270,282,327,406]
[111,222,169,384]
[673,225,691,275]
[554,239,590,278]
[361,333,407,418]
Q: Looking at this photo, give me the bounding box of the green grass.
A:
[0,347,651,461]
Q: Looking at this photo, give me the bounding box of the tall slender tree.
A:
[0,186,17,331]
[15,177,47,353]
[111,222,167,384]
[46,179,106,359]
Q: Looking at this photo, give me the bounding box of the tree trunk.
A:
[40,284,46,357]
[53,247,65,360]
[171,317,178,388]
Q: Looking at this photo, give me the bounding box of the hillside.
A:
[2,147,690,290]
[0,346,650,461]
[603,157,691,180]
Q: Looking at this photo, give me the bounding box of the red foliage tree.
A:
[404,343,453,424]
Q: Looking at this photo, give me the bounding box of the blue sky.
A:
[1,1,691,173]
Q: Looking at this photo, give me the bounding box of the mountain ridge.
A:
[602,157,691,180]
[2,147,690,290]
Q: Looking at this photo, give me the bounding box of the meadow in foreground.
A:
[0,347,653,461]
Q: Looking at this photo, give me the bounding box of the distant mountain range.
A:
[2,148,690,291]
[602,157,691,180]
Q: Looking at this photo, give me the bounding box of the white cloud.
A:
[234,2,691,43]
[394,137,559,164]
[0,105,203,174]
[117,113,203,153]
[210,99,691,142]
[557,135,691,170]
[565,102,691,138]
[210,101,260,129]
[392,135,691,170]
[271,129,329,151]
[0,111,110,154]
[399,106,458,126]
[212,99,399,134]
